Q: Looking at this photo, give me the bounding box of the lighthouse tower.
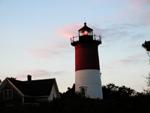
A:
[71,23,103,99]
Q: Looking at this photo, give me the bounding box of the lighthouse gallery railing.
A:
[70,35,102,44]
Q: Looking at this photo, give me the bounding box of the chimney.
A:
[27,75,32,81]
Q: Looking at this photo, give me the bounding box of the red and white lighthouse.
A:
[71,23,103,99]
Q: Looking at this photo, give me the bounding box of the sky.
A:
[0,0,150,92]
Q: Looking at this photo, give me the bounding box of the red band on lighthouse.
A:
[75,43,100,71]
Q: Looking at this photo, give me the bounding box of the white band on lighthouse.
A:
[75,69,103,99]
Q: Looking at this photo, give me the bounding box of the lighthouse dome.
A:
[78,23,93,36]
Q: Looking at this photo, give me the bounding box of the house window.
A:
[3,89,13,100]
[79,86,87,97]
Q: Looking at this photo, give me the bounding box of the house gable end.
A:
[7,79,24,97]
[48,80,60,101]
[0,78,24,104]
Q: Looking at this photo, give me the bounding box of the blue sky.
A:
[0,0,150,92]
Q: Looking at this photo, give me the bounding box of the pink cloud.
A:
[15,69,51,80]
[139,11,150,25]
[56,23,103,39]
[122,0,150,10]
[56,24,81,38]
[131,0,150,13]
[130,0,150,6]
[16,69,68,81]
[26,69,51,77]
[125,0,150,24]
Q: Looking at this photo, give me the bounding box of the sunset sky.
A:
[0,0,150,92]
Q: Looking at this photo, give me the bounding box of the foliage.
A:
[146,73,150,87]
[0,83,150,113]
[103,83,135,99]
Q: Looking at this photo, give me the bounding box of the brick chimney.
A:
[27,75,32,81]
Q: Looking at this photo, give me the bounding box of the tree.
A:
[142,40,150,63]
[118,85,135,97]
[144,73,150,94]
[142,41,150,94]
[146,73,150,87]
[102,83,135,99]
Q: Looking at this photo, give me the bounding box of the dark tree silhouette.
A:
[102,83,135,99]
[142,40,150,94]
[142,41,150,52]
[142,40,150,62]
[1,83,150,113]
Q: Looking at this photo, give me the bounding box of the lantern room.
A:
[78,22,93,36]
[70,23,102,46]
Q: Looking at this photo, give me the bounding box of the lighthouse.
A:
[71,23,103,99]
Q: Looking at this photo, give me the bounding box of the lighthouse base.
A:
[75,69,103,99]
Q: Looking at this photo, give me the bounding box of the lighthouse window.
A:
[79,31,88,36]
[79,31,93,36]
[83,31,88,35]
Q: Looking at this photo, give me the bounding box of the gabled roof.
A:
[7,78,56,97]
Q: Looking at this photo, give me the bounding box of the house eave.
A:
[7,78,24,97]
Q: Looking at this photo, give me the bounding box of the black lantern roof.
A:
[78,22,93,32]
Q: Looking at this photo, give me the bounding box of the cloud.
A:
[90,0,150,25]
[139,10,150,25]
[109,53,146,67]
[15,69,51,80]
[56,24,81,38]
[29,40,70,59]
[15,69,68,80]
[30,47,60,58]
[101,23,142,43]
[101,52,148,81]
[130,0,150,7]
[26,69,51,77]
[55,22,148,49]
[124,0,150,25]
[56,23,104,39]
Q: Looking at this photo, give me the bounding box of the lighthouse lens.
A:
[83,31,88,35]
